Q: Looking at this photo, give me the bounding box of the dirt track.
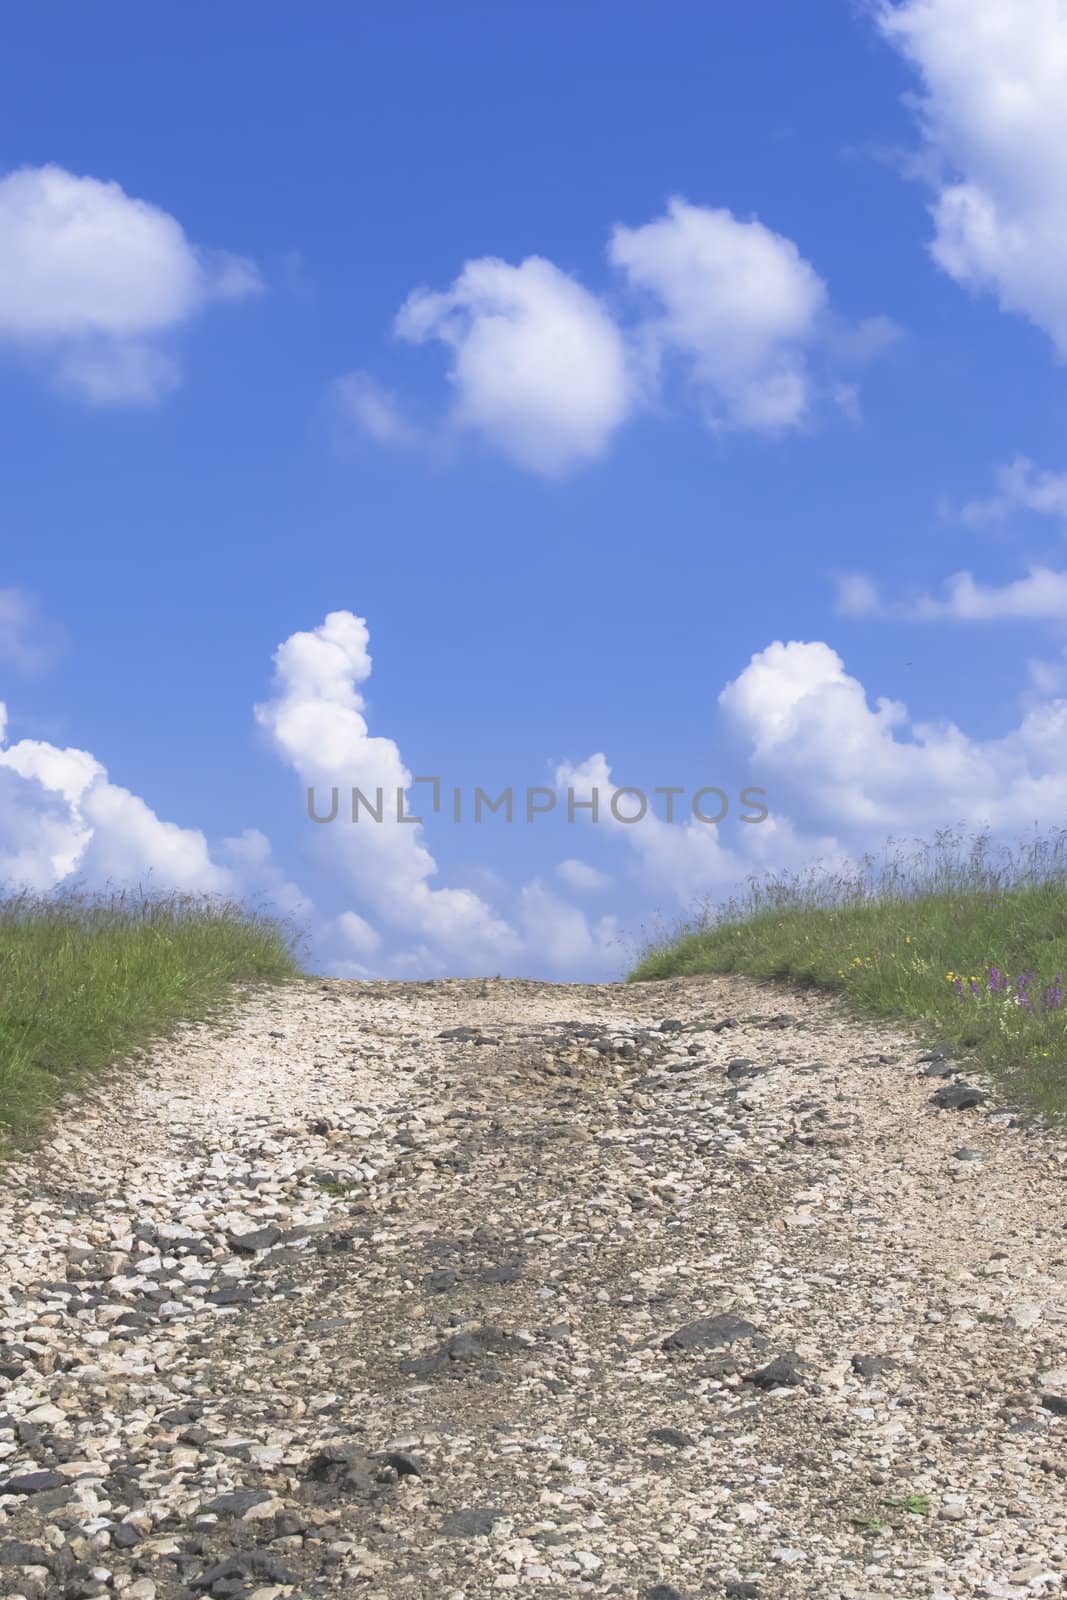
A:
[1,974,1066,1599]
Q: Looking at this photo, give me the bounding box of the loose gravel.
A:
[1,974,1066,1599]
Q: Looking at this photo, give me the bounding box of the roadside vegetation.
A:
[0,889,302,1147]
[630,829,1067,1119]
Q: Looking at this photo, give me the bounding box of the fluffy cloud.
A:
[719,637,1067,833]
[0,711,231,893]
[343,198,883,474]
[609,198,828,430]
[554,632,1067,908]
[554,751,745,903]
[254,610,523,969]
[553,746,844,914]
[878,0,1067,354]
[393,256,631,474]
[0,164,261,403]
[516,880,621,973]
[0,701,306,920]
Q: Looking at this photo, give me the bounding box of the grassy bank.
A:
[0,890,302,1147]
[630,830,1067,1119]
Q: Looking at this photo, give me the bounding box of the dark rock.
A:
[666,1059,706,1074]
[1040,1392,1067,1417]
[274,1510,307,1536]
[647,1427,694,1448]
[658,1019,684,1032]
[440,1507,505,1536]
[109,1522,140,1549]
[203,1487,273,1516]
[18,1483,70,1510]
[205,1283,256,1307]
[374,1450,424,1477]
[726,1058,761,1080]
[481,1263,522,1285]
[425,1268,459,1293]
[851,1354,899,1379]
[709,1017,739,1032]
[2,1469,66,1494]
[743,1353,803,1389]
[931,1083,988,1111]
[191,1551,299,1592]
[228,1226,282,1254]
[647,1587,686,1600]
[160,1403,204,1426]
[400,1325,515,1376]
[305,1443,376,1492]
[0,1541,50,1566]
[662,1312,760,1352]
[725,1585,760,1598]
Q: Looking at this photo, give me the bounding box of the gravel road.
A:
[1,974,1066,1600]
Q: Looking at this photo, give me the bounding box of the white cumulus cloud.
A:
[878,0,1067,354]
[719,637,1067,834]
[0,715,232,893]
[609,197,828,430]
[342,199,884,474]
[0,702,306,919]
[0,164,262,403]
[254,610,522,969]
[394,256,631,474]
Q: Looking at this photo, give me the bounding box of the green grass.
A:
[629,828,1067,1119]
[0,888,303,1148]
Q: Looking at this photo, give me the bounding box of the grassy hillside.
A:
[0,889,302,1147]
[630,830,1067,1119]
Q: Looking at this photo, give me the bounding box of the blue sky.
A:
[4,0,1067,976]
